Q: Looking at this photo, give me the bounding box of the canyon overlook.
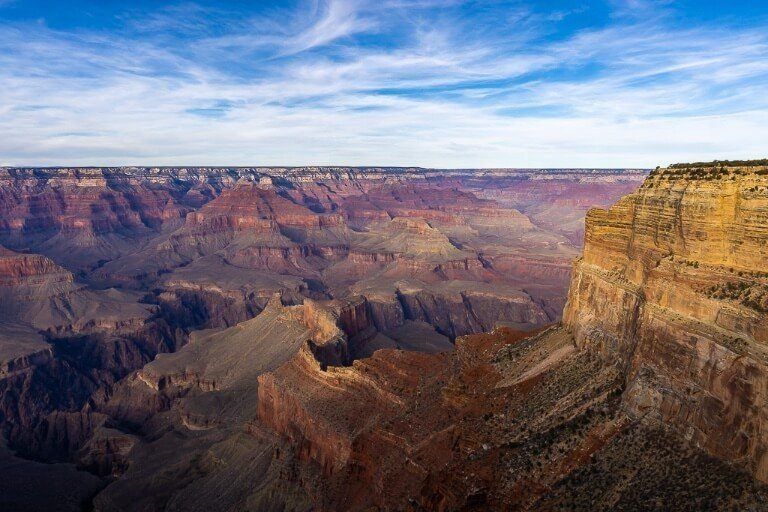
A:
[4,164,768,510]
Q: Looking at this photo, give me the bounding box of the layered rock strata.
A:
[564,163,768,480]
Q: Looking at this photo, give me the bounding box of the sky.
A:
[1,0,768,168]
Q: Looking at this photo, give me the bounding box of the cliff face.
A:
[564,164,768,480]
[91,296,383,511]
[0,243,185,464]
[253,324,768,511]
[0,169,199,270]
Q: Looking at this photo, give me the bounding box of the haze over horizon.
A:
[2,0,768,168]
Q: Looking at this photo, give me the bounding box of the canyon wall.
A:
[564,163,768,480]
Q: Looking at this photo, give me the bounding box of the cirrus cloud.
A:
[1,0,768,167]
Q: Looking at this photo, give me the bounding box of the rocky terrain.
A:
[564,162,768,482]
[243,161,768,510]
[14,165,752,511]
[57,161,768,512]
[90,323,768,511]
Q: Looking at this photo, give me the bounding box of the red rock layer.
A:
[0,247,73,286]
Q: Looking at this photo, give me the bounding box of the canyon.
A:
[6,164,768,510]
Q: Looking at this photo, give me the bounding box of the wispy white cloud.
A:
[0,0,767,167]
[279,0,376,55]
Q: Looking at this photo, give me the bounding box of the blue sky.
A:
[1,0,768,167]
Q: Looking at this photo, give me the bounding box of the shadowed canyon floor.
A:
[10,165,768,510]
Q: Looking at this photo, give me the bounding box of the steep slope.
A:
[0,245,154,334]
[0,168,199,270]
[91,296,380,511]
[564,162,768,480]
[0,167,643,341]
[99,181,574,338]
[254,325,767,511]
[95,184,335,282]
[0,245,182,464]
[244,162,768,510]
[0,166,645,273]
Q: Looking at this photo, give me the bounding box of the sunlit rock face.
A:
[564,164,768,480]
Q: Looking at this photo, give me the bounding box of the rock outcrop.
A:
[253,323,767,511]
[0,166,644,339]
[564,163,768,481]
[91,296,383,511]
[0,243,184,463]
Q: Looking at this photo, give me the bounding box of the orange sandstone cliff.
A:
[564,163,768,480]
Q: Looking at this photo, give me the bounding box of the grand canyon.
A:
[2,163,768,511]
[5,0,768,509]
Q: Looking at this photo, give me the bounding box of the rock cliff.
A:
[564,162,768,480]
